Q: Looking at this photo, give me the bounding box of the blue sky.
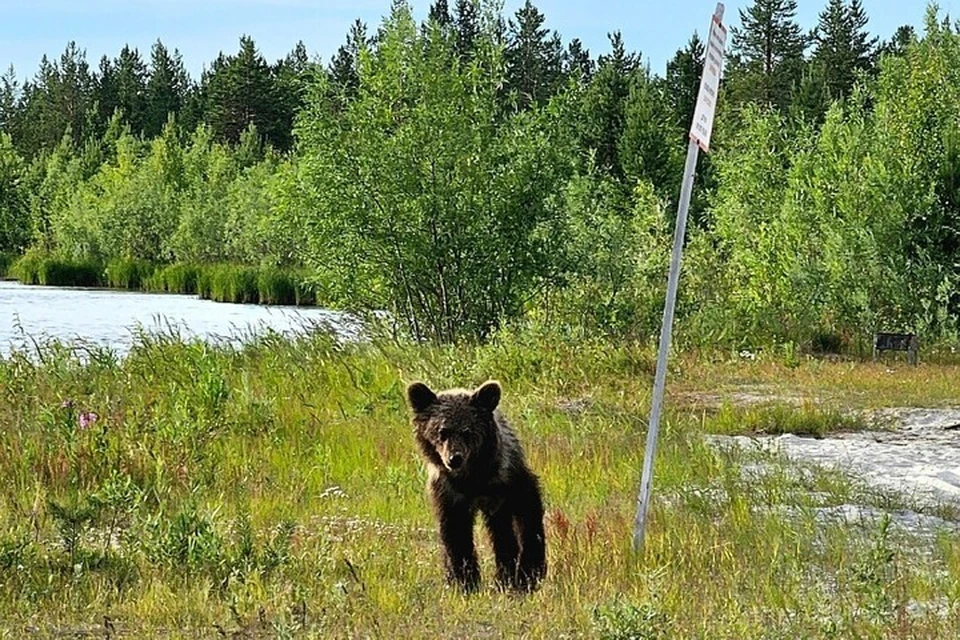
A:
[0,1,951,82]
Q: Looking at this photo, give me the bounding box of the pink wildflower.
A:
[78,411,99,430]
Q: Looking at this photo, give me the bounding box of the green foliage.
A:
[37,257,102,287]
[0,133,30,253]
[151,503,224,573]
[3,0,960,350]
[0,252,14,277]
[851,516,901,625]
[592,598,672,640]
[540,174,670,338]
[8,248,44,284]
[297,1,575,340]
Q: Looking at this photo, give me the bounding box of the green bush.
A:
[9,249,44,285]
[0,252,16,279]
[592,598,672,640]
[294,273,318,307]
[38,258,103,287]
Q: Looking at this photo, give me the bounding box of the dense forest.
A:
[0,0,956,350]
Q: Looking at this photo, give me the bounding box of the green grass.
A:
[9,251,104,287]
[205,264,259,303]
[144,263,201,295]
[257,265,297,305]
[104,258,156,290]
[703,401,870,438]
[0,329,958,636]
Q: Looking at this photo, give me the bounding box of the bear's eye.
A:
[438,427,453,441]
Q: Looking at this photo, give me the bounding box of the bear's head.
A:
[406,380,501,478]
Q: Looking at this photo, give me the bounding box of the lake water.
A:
[0,281,357,356]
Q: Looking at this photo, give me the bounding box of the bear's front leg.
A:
[483,508,521,590]
[434,487,480,591]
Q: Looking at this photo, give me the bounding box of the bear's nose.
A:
[448,453,464,469]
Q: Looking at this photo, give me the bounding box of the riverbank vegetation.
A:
[4,251,319,305]
[0,328,957,637]
[1,1,958,350]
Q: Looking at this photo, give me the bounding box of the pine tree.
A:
[563,39,593,82]
[274,41,312,151]
[428,0,452,27]
[54,42,95,142]
[145,40,190,137]
[728,0,807,111]
[578,32,638,179]
[329,20,368,95]
[809,0,877,102]
[619,70,680,197]
[505,0,563,108]
[454,0,480,60]
[664,33,705,131]
[114,45,148,134]
[878,24,915,59]
[0,66,20,136]
[93,56,119,128]
[14,44,95,155]
[16,57,58,155]
[205,36,282,147]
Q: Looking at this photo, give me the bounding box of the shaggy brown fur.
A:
[406,380,546,593]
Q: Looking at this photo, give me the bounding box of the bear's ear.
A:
[406,381,437,413]
[471,380,501,412]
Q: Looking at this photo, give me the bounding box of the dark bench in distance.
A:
[873,332,919,365]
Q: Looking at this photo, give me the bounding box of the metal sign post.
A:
[632,3,727,552]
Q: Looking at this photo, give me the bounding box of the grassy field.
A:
[1,327,959,638]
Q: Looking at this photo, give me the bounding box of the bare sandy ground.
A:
[714,408,960,506]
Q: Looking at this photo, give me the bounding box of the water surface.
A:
[0,281,354,356]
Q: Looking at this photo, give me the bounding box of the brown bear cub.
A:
[406,380,546,593]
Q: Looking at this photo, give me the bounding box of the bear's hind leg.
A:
[514,474,547,591]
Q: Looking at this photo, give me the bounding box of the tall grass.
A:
[9,250,104,287]
[104,258,155,289]
[145,263,201,294]
[257,265,297,305]
[0,330,958,636]
[203,264,259,303]
[8,256,322,307]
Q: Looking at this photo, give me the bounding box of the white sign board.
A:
[690,8,727,153]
